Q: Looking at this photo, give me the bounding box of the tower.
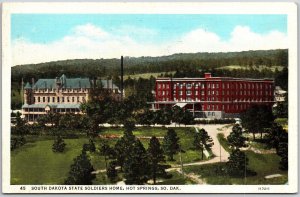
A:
[24,82,33,104]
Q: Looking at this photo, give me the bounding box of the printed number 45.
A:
[20,186,26,190]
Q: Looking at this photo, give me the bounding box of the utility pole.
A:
[220,143,221,162]
[179,145,184,177]
[120,56,124,101]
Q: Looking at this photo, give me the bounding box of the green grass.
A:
[157,171,196,185]
[11,138,89,185]
[217,65,284,72]
[217,133,231,152]
[183,151,287,185]
[11,127,202,185]
[124,71,175,80]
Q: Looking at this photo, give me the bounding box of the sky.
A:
[11,14,287,66]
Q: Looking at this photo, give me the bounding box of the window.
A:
[179,91,183,96]
[158,84,161,88]
[57,97,60,103]
[222,84,225,88]
[208,91,210,95]
[208,83,210,88]
[158,91,161,96]
[201,84,205,89]
[212,84,215,89]
[216,84,219,88]
[227,84,229,88]
[212,91,215,95]
[195,91,198,95]
[212,112,215,116]
[82,96,85,102]
[47,97,50,102]
[166,84,169,89]
[162,91,165,96]
[162,84,165,89]
[187,83,192,89]
[207,105,210,110]
[52,97,55,102]
[43,97,45,102]
[222,105,224,110]
[33,97,36,103]
[186,90,191,95]
[201,91,205,95]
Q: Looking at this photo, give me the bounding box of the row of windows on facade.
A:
[157,89,273,97]
[157,82,273,90]
[159,97,273,102]
[33,96,86,103]
[32,88,89,93]
[23,108,80,112]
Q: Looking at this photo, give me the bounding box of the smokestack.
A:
[121,56,124,100]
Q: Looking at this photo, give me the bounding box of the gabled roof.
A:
[100,79,119,89]
[32,74,91,89]
[24,82,32,89]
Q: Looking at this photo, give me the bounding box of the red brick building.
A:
[149,73,275,118]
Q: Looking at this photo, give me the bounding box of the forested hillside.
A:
[12,49,287,83]
[11,49,288,109]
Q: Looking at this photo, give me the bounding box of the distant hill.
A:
[12,49,288,83]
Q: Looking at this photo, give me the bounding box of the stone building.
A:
[22,74,121,122]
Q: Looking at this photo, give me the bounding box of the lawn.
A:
[11,127,204,185]
[217,65,284,72]
[124,71,175,80]
[183,151,287,185]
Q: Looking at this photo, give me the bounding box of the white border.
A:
[2,2,298,194]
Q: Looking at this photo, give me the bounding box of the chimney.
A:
[204,73,212,79]
[121,56,124,100]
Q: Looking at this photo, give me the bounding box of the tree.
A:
[227,124,247,149]
[264,123,288,152]
[172,106,185,126]
[162,128,180,161]
[88,138,96,152]
[124,140,150,185]
[123,119,136,132]
[273,93,288,118]
[226,149,248,177]
[99,142,114,171]
[181,110,194,126]
[65,150,96,185]
[107,161,118,183]
[12,112,29,135]
[147,136,166,184]
[193,129,214,160]
[277,142,288,170]
[52,135,66,153]
[240,105,274,140]
[114,130,136,170]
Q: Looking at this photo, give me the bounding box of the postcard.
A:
[2,2,298,193]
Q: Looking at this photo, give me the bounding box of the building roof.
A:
[22,103,81,109]
[24,82,32,89]
[100,79,119,89]
[25,74,120,90]
[32,74,91,89]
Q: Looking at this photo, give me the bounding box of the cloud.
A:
[12,24,288,66]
